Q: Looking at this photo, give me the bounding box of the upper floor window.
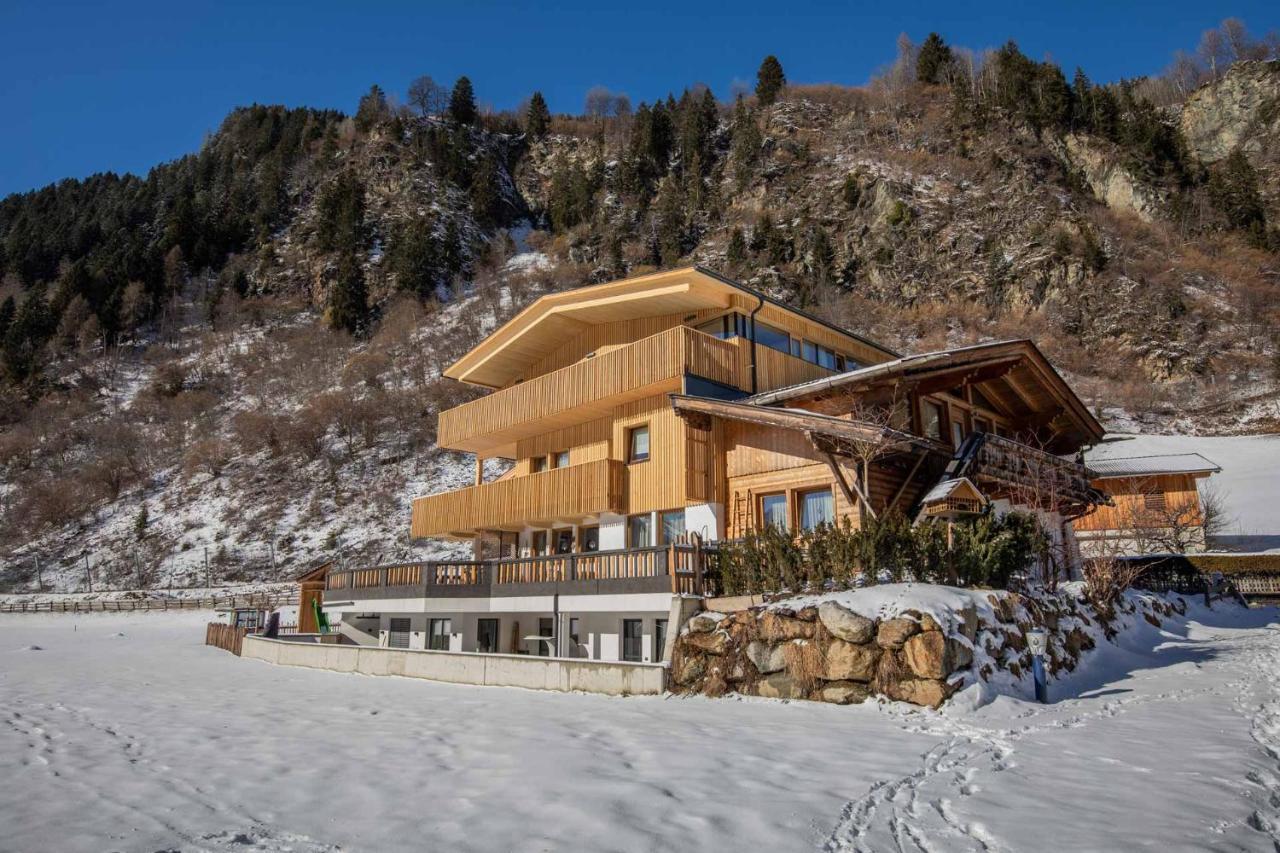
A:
[922,400,944,442]
[753,321,791,354]
[552,450,570,468]
[531,456,548,473]
[627,425,650,463]
[695,313,748,340]
[817,346,838,370]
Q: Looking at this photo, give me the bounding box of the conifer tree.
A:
[387,218,441,297]
[470,155,504,229]
[729,97,762,189]
[756,56,786,106]
[916,33,953,84]
[526,91,551,139]
[354,84,390,133]
[3,286,53,382]
[448,77,478,126]
[726,227,748,268]
[327,251,368,334]
[0,295,14,339]
[842,174,861,208]
[1208,150,1268,238]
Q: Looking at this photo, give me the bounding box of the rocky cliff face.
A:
[1182,60,1280,165]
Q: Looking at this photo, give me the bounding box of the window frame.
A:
[551,450,570,469]
[753,320,792,355]
[578,525,600,553]
[659,509,686,545]
[921,399,945,442]
[798,486,835,531]
[531,455,548,473]
[758,492,788,530]
[628,513,653,548]
[428,618,452,651]
[627,424,651,464]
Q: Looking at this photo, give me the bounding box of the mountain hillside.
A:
[2,31,1279,593]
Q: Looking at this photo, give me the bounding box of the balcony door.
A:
[477,618,500,653]
[621,619,643,662]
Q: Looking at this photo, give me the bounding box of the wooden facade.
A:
[1074,473,1205,533]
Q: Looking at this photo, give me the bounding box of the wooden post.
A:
[474,455,484,486]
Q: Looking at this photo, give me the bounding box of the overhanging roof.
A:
[1086,453,1221,478]
[444,266,898,389]
[745,339,1105,447]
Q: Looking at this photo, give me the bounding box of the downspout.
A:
[748,294,765,394]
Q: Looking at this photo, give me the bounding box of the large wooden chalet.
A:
[322,267,1106,662]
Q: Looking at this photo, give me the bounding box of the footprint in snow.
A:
[20,645,43,651]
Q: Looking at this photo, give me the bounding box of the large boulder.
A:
[758,611,815,642]
[672,653,706,686]
[817,602,875,643]
[746,640,788,675]
[686,612,726,634]
[684,630,728,655]
[887,677,955,709]
[755,672,804,700]
[823,639,881,682]
[876,617,920,649]
[902,631,973,679]
[817,680,872,705]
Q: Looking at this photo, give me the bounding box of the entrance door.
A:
[388,618,411,649]
[622,619,643,662]
[538,617,554,657]
[477,618,500,653]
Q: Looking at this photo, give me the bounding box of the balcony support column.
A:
[474,454,484,486]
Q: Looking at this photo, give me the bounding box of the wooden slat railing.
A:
[437,325,740,453]
[1,591,298,614]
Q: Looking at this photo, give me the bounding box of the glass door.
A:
[476,618,500,653]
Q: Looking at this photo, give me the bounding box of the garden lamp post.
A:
[1027,627,1048,703]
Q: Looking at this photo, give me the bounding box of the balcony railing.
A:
[324,543,717,599]
[410,458,626,538]
[437,325,741,455]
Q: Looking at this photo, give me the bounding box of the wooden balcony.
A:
[437,325,742,456]
[411,458,626,538]
[324,543,718,600]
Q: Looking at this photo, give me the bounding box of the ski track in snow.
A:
[825,622,1280,852]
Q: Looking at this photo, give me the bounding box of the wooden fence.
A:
[0,591,298,614]
[205,622,249,656]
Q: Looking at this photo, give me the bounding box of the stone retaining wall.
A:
[240,636,666,696]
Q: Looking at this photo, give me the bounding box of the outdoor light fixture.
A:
[1026,628,1049,704]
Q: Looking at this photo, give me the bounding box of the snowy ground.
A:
[4,605,1280,852]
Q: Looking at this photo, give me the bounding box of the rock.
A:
[1055,133,1165,222]
[876,617,920,649]
[1181,61,1280,163]
[823,639,881,682]
[684,630,728,655]
[686,612,726,634]
[888,677,955,709]
[703,670,729,698]
[816,680,872,705]
[758,611,815,642]
[957,605,979,641]
[746,640,788,675]
[903,631,973,679]
[817,602,875,643]
[754,672,804,700]
[796,606,818,622]
[919,613,943,633]
[672,653,705,686]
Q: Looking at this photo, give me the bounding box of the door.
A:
[554,528,575,554]
[388,618,411,649]
[428,618,451,651]
[622,619,643,662]
[538,617,554,657]
[579,526,600,552]
[653,619,668,662]
[477,618,500,653]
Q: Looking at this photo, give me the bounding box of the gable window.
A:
[753,321,792,354]
[922,400,944,441]
[628,513,653,548]
[799,488,834,531]
[760,493,788,530]
[627,425,650,463]
[552,450,570,468]
[660,510,686,544]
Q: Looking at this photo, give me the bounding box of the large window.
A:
[660,510,686,544]
[760,493,788,530]
[628,425,650,463]
[628,513,653,547]
[817,346,838,370]
[922,400,944,441]
[622,619,643,662]
[799,488,834,531]
[428,618,451,651]
[753,320,792,354]
[695,313,749,340]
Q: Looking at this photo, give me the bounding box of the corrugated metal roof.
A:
[1085,453,1221,478]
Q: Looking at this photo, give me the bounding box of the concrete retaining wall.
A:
[240,636,666,696]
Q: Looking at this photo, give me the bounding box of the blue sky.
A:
[2,1,1277,197]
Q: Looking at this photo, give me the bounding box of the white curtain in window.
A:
[800,489,834,530]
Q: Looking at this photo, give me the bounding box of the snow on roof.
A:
[919,477,988,505]
[1084,434,1280,547]
[1086,453,1222,478]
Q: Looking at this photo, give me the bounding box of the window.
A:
[753,320,792,354]
[922,400,944,441]
[801,339,818,363]
[760,493,788,530]
[974,417,992,435]
[428,618,451,651]
[537,617,554,657]
[531,456,547,473]
[790,337,802,357]
[799,488,834,531]
[552,450,570,468]
[951,419,965,448]
[476,618,500,653]
[660,510,686,544]
[837,355,861,372]
[694,313,748,340]
[622,619,643,662]
[554,528,575,554]
[1144,492,1167,512]
[628,425,650,463]
[531,530,548,556]
[628,513,653,547]
[388,618,411,650]
[654,619,668,662]
[569,617,581,648]
[817,346,838,370]
[579,526,600,553]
